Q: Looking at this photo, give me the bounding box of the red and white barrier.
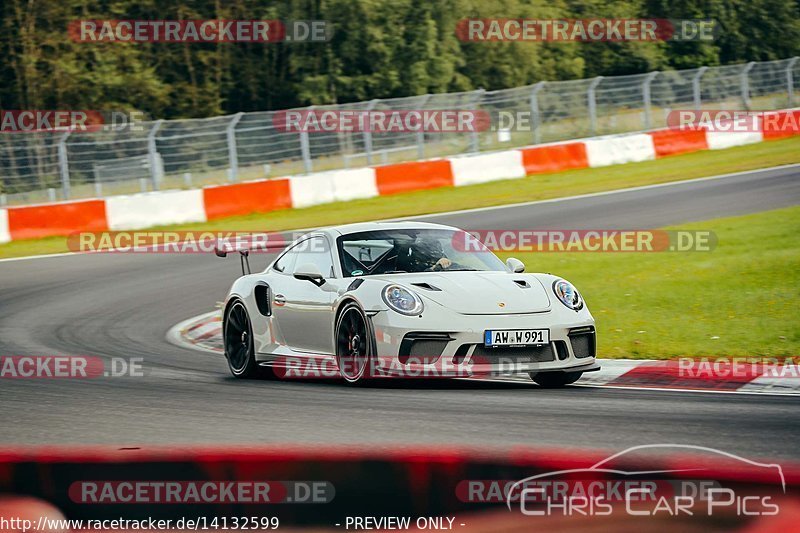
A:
[290,168,378,208]
[519,142,589,174]
[585,133,657,167]
[6,199,107,241]
[106,189,206,230]
[706,129,764,150]
[648,128,709,157]
[328,168,379,202]
[1,109,797,244]
[450,150,526,186]
[763,109,800,140]
[375,159,454,195]
[0,209,9,244]
[289,173,336,208]
[203,178,292,220]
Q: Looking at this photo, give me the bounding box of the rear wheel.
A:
[335,302,375,384]
[531,371,582,388]
[224,300,264,378]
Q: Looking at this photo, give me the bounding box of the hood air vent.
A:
[411,282,442,291]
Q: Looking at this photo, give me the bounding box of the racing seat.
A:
[394,243,415,272]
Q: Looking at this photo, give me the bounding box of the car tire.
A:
[224,300,272,379]
[335,301,376,385]
[530,371,582,388]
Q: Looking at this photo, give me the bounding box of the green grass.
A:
[497,206,799,359]
[1,136,799,259]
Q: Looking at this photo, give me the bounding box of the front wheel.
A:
[530,371,582,388]
[335,302,375,384]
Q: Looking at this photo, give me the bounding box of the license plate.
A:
[484,329,550,347]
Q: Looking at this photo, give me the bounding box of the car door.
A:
[271,236,337,355]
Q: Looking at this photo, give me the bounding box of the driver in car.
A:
[414,238,455,271]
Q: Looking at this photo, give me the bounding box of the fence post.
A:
[363,100,378,165]
[587,76,603,135]
[740,61,756,110]
[787,57,799,106]
[299,106,314,174]
[692,66,708,110]
[470,89,485,153]
[57,132,71,200]
[227,112,244,182]
[299,131,312,173]
[417,94,431,159]
[530,81,546,144]
[642,71,659,130]
[147,120,163,191]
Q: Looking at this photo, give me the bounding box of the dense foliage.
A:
[1,0,798,119]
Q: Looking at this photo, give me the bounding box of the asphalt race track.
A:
[1,165,799,458]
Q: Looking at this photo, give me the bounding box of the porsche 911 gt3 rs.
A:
[220,221,599,387]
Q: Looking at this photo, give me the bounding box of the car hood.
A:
[371,272,552,314]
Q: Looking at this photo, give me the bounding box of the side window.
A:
[273,243,301,273]
[295,237,335,278]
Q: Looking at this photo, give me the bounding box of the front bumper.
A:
[369,310,597,377]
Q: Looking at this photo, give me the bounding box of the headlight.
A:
[382,284,424,315]
[552,279,583,311]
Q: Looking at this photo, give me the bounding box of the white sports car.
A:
[220,221,599,387]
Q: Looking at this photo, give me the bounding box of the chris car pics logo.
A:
[505,444,784,518]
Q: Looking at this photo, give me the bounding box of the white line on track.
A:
[0,250,81,263]
[1,163,797,264]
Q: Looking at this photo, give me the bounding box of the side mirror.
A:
[294,263,325,285]
[506,257,525,273]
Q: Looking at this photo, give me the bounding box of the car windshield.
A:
[337,228,506,277]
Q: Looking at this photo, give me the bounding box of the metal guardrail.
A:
[0,57,797,206]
